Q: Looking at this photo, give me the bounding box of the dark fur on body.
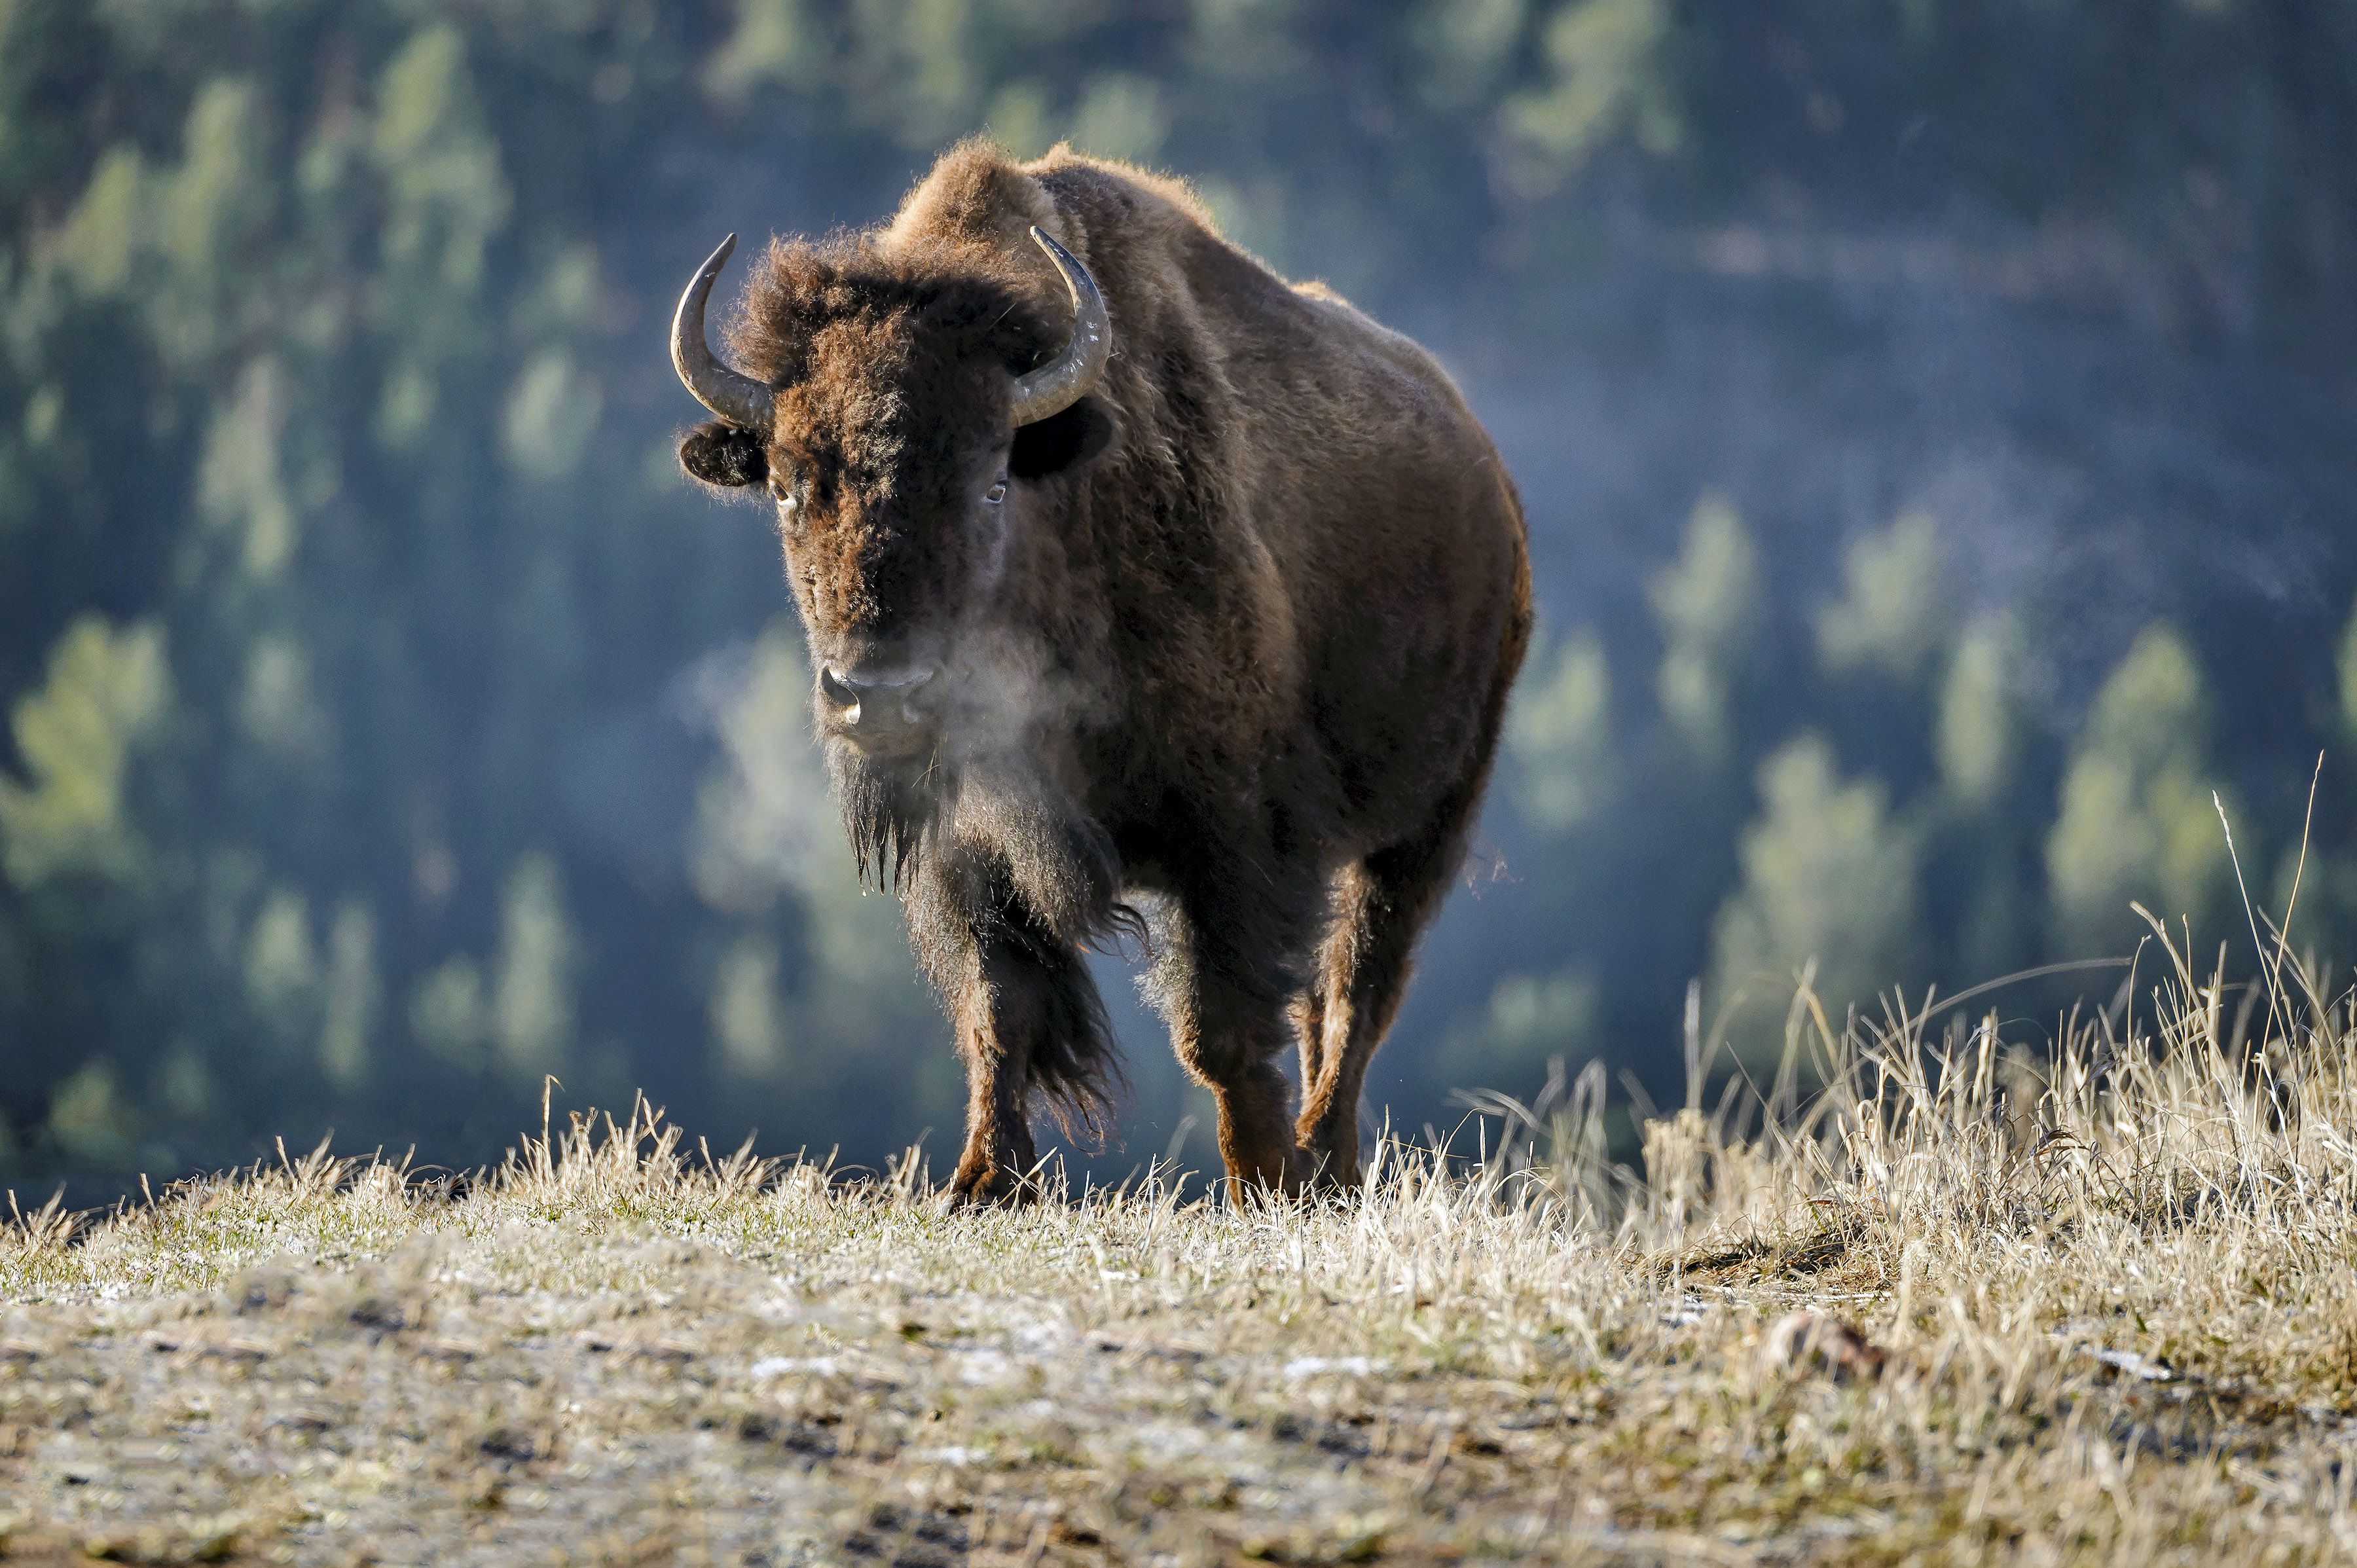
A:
[680,142,1531,1199]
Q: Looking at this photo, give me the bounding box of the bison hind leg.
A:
[1295,789,1488,1188]
[1146,886,1324,1201]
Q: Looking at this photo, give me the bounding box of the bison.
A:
[672,142,1529,1201]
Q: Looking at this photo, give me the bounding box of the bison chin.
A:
[828,738,1144,956]
[827,740,938,894]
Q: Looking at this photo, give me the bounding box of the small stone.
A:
[1763,1311,1888,1381]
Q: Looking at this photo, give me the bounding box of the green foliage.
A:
[373,26,511,299]
[409,957,489,1069]
[45,1060,136,1168]
[0,617,170,889]
[2047,626,2233,957]
[1928,613,2038,982]
[1651,494,1760,759]
[1935,614,2025,814]
[244,885,318,1044]
[1506,630,1613,833]
[711,932,788,1080]
[1709,735,1924,1040]
[1497,0,1678,198]
[199,359,299,580]
[54,147,146,298]
[318,901,379,1089]
[704,0,822,103]
[1816,512,1954,687]
[3,0,2355,1176]
[492,852,577,1084]
[1439,966,1601,1089]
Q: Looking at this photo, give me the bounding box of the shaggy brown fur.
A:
[678,141,1531,1201]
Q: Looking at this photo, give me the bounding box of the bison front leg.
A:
[928,919,1112,1207]
[944,939,1048,1205]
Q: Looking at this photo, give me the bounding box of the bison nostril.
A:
[823,663,940,733]
[818,665,860,717]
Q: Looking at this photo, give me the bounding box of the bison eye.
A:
[983,479,1008,506]
[769,469,800,511]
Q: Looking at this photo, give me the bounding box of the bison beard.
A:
[669,139,1532,1202]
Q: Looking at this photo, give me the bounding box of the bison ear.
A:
[678,422,769,489]
[1008,396,1114,481]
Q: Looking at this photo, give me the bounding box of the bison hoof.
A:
[944,1165,1035,1209]
[1287,1146,1361,1197]
[1300,1167,1363,1199]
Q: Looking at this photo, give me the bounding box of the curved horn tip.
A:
[672,232,772,430]
[1025,225,1082,274]
[1010,224,1112,427]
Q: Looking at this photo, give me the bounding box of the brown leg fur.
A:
[1290,989,1330,1114]
[1178,978,1299,1198]
[943,939,1078,1205]
[1152,903,1308,1200]
[1292,816,1470,1187]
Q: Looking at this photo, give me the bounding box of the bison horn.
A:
[671,234,773,431]
[1009,225,1111,426]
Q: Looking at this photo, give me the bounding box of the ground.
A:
[5,945,2357,1565]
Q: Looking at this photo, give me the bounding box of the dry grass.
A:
[5,920,2357,1565]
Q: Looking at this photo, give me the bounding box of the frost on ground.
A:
[7,926,2357,1565]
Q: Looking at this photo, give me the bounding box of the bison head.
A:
[671,228,1113,781]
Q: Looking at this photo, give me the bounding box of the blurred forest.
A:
[5,0,2357,1187]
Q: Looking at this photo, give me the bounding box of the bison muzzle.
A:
[672,142,1531,1203]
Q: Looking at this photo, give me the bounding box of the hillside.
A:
[14,0,2357,1185]
[5,936,2356,1566]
